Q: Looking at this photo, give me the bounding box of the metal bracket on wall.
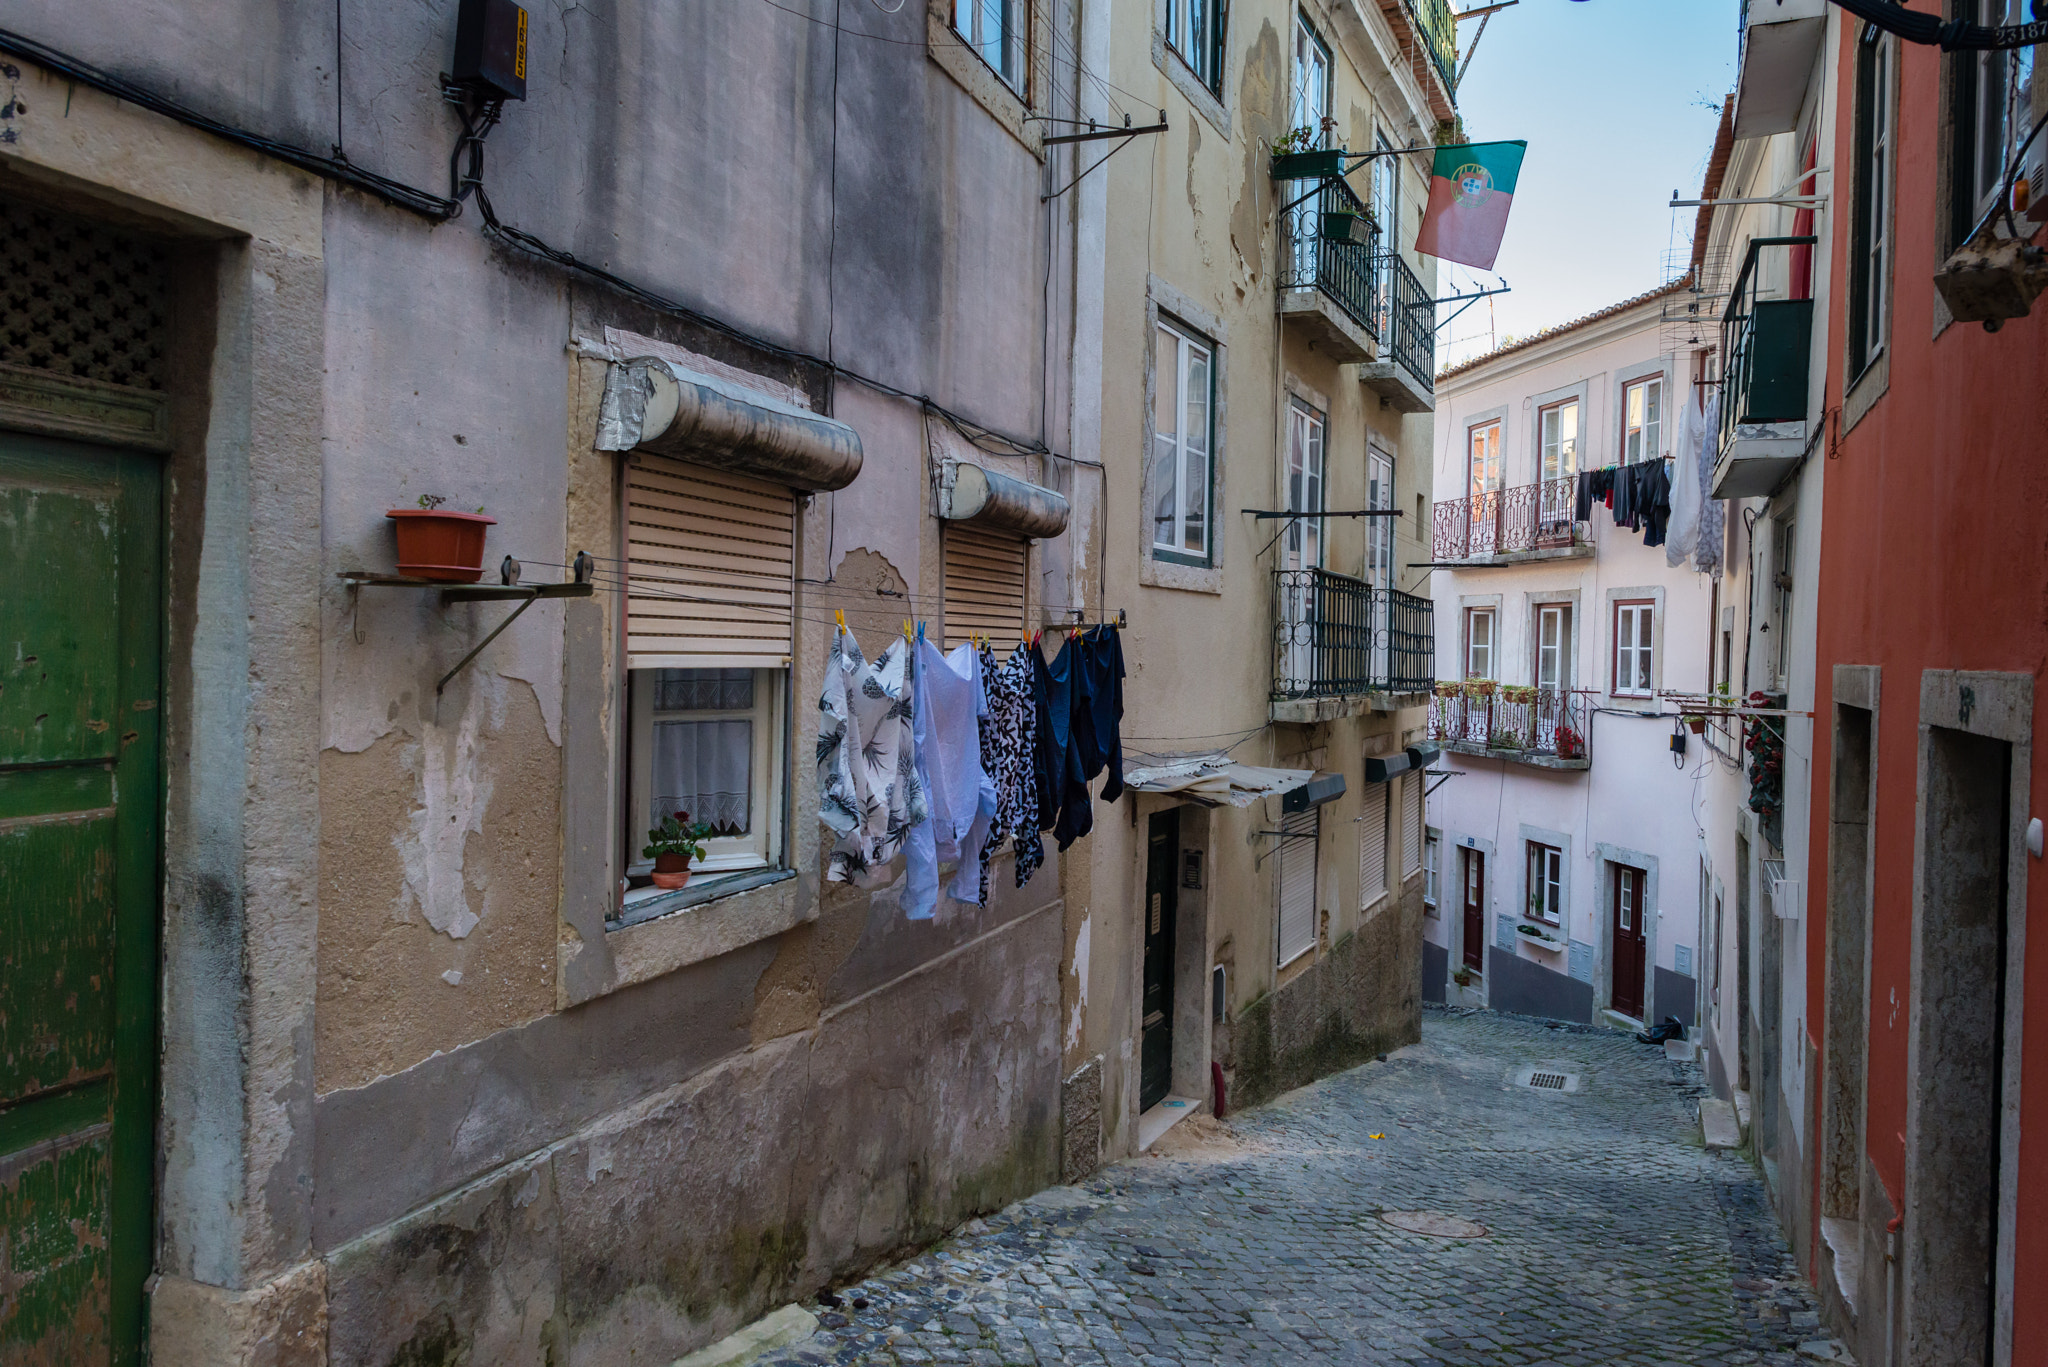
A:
[341,551,595,694]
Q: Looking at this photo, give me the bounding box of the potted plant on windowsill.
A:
[387,494,496,583]
[643,810,713,891]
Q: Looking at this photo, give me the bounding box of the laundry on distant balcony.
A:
[1573,461,1673,547]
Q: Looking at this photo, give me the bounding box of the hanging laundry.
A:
[1033,625,1126,851]
[1664,390,1704,567]
[1611,462,1640,528]
[903,633,995,917]
[975,641,1045,899]
[1694,405,1725,575]
[818,625,926,888]
[1077,625,1126,803]
[1640,459,1674,547]
[1575,467,1614,521]
[1035,634,1085,846]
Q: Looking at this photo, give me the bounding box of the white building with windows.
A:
[1422,282,1720,1030]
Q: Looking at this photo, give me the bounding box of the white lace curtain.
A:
[652,719,752,835]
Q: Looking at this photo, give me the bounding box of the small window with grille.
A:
[0,197,168,392]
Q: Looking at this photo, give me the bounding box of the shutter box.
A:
[625,454,795,669]
[943,523,1029,648]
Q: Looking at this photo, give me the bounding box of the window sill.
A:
[1139,555,1223,594]
[1842,347,1888,437]
[597,868,807,996]
[614,865,796,930]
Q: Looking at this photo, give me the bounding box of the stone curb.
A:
[670,1305,820,1367]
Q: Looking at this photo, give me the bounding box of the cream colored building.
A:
[1054,0,1458,1162]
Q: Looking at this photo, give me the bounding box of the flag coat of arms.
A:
[1414,140,1526,271]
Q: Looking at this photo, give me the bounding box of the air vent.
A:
[1529,1072,1568,1090]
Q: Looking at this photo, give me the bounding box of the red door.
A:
[1460,847,1485,970]
[1611,864,1647,1017]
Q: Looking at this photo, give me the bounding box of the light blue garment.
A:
[903,635,995,918]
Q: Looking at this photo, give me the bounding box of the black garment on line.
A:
[1575,467,1614,521]
[1640,460,1673,547]
[1035,626,1128,851]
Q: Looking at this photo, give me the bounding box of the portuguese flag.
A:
[1414,140,1526,271]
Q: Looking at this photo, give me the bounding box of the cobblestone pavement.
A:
[759,1007,1833,1366]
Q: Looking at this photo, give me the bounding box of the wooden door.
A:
[1140,810,1179,1113]
[1460,846,1485,970]
[0,434,161,1365]
[1612,864,1647,1018]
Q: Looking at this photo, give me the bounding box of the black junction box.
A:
[453,0,529,100]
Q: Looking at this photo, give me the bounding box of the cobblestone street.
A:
[759,1008,1828,1366]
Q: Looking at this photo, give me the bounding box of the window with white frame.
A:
[1290,14,1331,146]
[1535,603,1571,692]
[1422,829,1441,911]
[1152,320,1214,563]
[1465,607,1495,680]
[953,0,1026,91]
[1622,376,1663,464]
[1164,0,1224,93]
[1773,518,1795,688]
[1284,398,1326,569]
[1365,448,1394,587]
[1540,399,1579,484]
[1526,841,1562,924]
[1612,600,1654,697]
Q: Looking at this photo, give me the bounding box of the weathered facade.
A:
[1057,0,1451,1164]
[0,0,1085,1360]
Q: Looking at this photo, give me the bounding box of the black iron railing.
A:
[1279,177,1383,341]
[1430,476,1584,561]
[1719,235,1816,455]
[1429,687,1591,763]
[1376,251,1437,392]
[1273,569,1433,700]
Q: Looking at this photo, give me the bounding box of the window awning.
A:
[936,458,1070,539]
[1365,742,1443,785]
[596,357,863,492]
[1121,760,1328,809]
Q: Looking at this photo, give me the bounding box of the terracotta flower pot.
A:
[650,851,693,891]
[387,509,497,583]
[1686,717,1707,735]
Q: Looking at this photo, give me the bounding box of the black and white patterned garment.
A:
[974,642,1044,901]
[818,625,925,886]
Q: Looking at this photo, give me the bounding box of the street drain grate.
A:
[1510,1065,1581,1092]
[1529,1072,1568,1090]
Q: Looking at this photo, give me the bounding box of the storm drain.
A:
[1510,1064,1582,1093]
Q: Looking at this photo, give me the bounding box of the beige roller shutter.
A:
[1359,781,1388,911]
[943,522,1029,648]
[1275,809,1319,966]
[1403,771,1424,877]
[625,453,795,668]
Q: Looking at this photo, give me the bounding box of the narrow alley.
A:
[759,1009,1825,1367]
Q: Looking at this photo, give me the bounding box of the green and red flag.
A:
[1414,140,1526,271]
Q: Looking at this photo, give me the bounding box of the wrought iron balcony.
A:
[1429,477,1588,564]
[1278,177,1382,364]
[1713,235,1816,499]
[1360,252,1436,414]
[1272,569,1433,707]
[1403,0,1459,103]
[1428,686,1592,769]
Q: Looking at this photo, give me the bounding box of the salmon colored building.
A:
[1802,6,2044,1363]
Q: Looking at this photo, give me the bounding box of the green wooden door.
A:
[0,433,160,1366]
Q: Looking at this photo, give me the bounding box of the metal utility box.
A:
[453,0,529,100]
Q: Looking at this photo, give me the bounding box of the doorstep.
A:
[1819,1215,1861,1318]
[1138,1095,1203,1151]
[1597,1008,1644,1034]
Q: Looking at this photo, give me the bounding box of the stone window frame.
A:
[1524,587,1581,691]
[1140,275,1228,593]
[1454,590,1502,682]
[1526,378,1590,489]
[1908,668,2033,1364]
[1601,584,1666,704]
[1516,822,1574,931]
[928,0,1054,157]
[1151,0,1233,138]
[1610,354,1675,466]
[1844,31,1898,429]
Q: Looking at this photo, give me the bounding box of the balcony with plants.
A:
[1274,148,1384,365]
[1428,477,1590,566]
[1271,568,1434,722]
[1428,679,1592,770]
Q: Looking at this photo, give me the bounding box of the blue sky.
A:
[1436,0,1740,367]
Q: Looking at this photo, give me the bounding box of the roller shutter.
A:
[943,522,1029,648]
[1275,809,1319,966]
[1403,771,1424,877]
[1359,781,1388,910]
[625,453,795,669]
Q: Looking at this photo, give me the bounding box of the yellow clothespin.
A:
[834,609,846,630]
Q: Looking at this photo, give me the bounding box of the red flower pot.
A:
[387,509,497,582]
[650,851,693,891]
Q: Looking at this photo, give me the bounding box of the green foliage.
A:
[643,809,714,862]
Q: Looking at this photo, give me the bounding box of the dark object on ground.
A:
[1636,1016,1686,1045]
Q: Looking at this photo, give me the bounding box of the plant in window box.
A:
[643,809,714,890]
[1270,127,1347,182]
[1498,685,1536,705]
[1461,678,1495,699]
[1433,680,1463,698]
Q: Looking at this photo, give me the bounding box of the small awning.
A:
[1121,760,1338,810]
[1364,751,1412,784]
[936,459,1070,539]
[1406,742,1442,769]
[595,357,863,492]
